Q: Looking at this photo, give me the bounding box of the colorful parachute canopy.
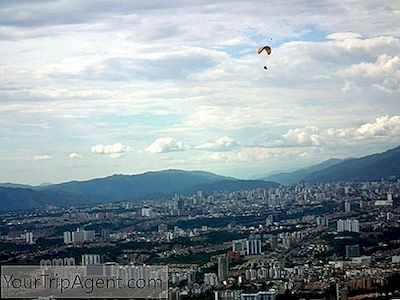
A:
[257,46,271,55]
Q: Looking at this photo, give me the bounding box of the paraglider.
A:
[257,45,271,70]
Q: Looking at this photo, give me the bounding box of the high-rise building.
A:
[344,200,351,212]
[232,239,247,254]
[217,255,229,282]
[204,273,218,286]
[246,234,262,256]
[352,219,360,233]
[70,228,96,244]
[141,207,153,217]
[337,219,345,232]
[316,216,329,227]
[25,232,34,244]
[188,269,196,285]
[337,219,359,233]
[269,236,278,250]
[63,231,73,244]
[101,229,111,242]
[388,193,393,201]
[73,228,85,243]
[81,254,101,265]
[265,215,274,226]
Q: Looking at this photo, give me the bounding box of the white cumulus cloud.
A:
[69,152,82,159]
[277,115,400,147]
[91,143,132,158]
[32,155,51,161]
[196,136,240,152]
[281,126,323,147]
[146,137,185,154]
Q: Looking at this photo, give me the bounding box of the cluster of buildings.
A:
[63,228,96,244]
[0,179,399,299]
[337,219,360,233]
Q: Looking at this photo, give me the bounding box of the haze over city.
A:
[0,1,399,184]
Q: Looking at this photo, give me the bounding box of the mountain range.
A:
[1,145,399,212]
[261,145,400,185]
[0,170,278,211]
[261,158,344,185]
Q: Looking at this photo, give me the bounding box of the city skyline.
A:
[0,1,399,184]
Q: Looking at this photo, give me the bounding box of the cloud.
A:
[91,143,132,158]
[338,115,400,139]
[196,136,240,151]
[275,115,400,147]
[69,152,82,159]
[207,147,274,163]
[374,77,400,94]
[281,126,322,147]
[185,106,265,130]
[190,146,316,164]
[341,55,400,78]
[326,32,362,40]
[0,1,399,183]
[146,137,185,154]
[32,154,51,161]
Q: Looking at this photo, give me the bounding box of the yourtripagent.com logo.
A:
[1,265,168,299]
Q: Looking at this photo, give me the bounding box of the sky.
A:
[0,0,399,184]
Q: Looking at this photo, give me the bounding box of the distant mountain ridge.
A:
[2,145,399,211]
[0,187,86,211]
[303,145,400,183]
[38,169,241,201]
[0,182,33,189]
[0,170,278,211]
[261,158,343,185]
[262,145,400,185]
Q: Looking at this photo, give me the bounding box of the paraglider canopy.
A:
[257,46,271,55]
[258,45,271,70]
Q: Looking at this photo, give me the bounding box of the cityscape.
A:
[0,0,399,299]
[1,172,400,299]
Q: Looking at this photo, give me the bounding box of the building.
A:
[269,236,278,250]
[64,257,76,266]
[265,215,274,226]
[241,290,276,300]
[40,257,75,267]
[316,216,329,227]
[188,269,196,285]
[204,273,218,286]
[69,228,96,244]
[232,239,247,255]
[141,207,153,217]
[217,255,229,282]
[81,254,101,265]
[344,200,351,212]
[351,256,371,266]
[337,219,359,233]
[63,231,73,244]
[391,255,400,263]
[25,232,34,244]
[346,245,360,258]
[101,229,111,242]
[246,234,262,256]
[337,219,345,232]
[374,199,393,206]
[215,290,242,300]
